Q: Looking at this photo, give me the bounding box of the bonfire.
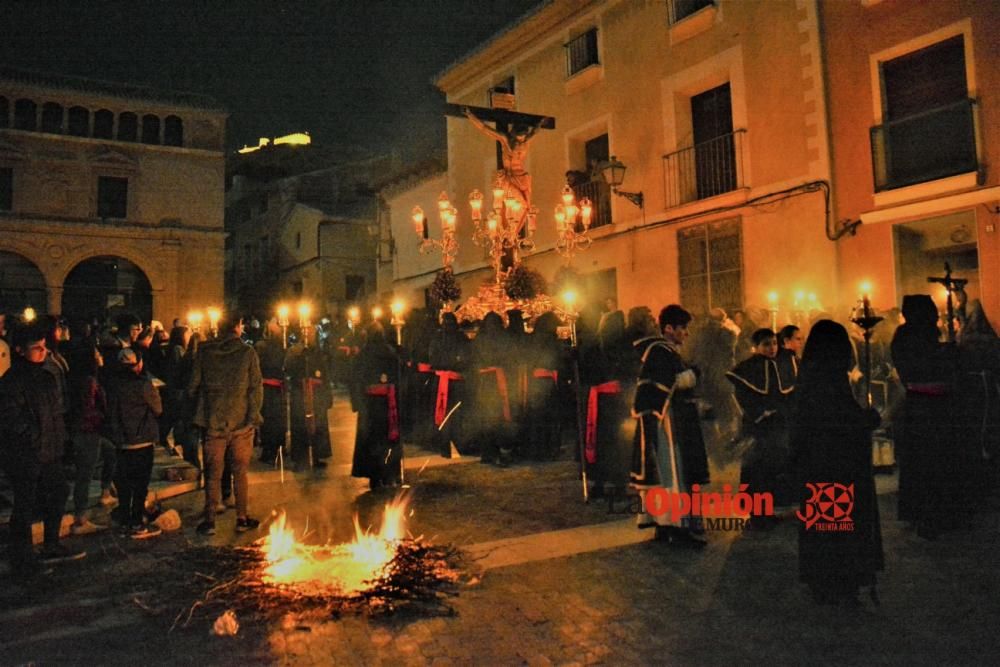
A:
[142,495,466,634]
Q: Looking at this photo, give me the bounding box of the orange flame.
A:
[262,496,409,595]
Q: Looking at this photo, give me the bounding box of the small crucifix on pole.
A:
[927,262,968,343]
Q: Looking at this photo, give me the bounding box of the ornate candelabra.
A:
[554,185,593,263]
[469,176,538,285]
[412,192,459,269]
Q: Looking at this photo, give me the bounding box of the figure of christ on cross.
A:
[445,103,555,212]
[463,106,544,210]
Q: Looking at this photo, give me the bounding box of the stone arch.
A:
[61,255,153,324]
[56,243,165,292]
[0,250,48,314]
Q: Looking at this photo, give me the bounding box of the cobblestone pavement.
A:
[2,403,999,665]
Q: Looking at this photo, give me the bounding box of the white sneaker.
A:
[70,519,107,536]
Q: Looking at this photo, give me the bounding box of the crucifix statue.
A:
[445,102,555,208]
[444,101,556,270]
[927,261,968,342]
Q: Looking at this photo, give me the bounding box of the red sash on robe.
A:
[905,382,949,396]
[434,370,463,426]
[417,362,433,373]
[366,384,399,442]
[479,366,512,422]
[532,368,558,383]
[585,381,622,464]
[262,378,283,389]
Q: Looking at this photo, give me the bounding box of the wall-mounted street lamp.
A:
[600,155,644,210]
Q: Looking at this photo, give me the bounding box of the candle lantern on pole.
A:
[297,301,312,347]
[206,307,221,339]
[275,302,292,482]
[390,299,406,347]
[277,304,290,349]
[188,310,204,335]
[850,280,883,409]
[767,291,779,330]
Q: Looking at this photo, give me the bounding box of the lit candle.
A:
[411,206,425,237]
[767,291,779,329]
[469,189,483,221]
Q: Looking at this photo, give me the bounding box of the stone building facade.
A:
[0,66,226,325]
[389,0,838,323]
[820,0,1000,330]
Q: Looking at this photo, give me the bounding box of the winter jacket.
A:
[0,357,68,466]
[106,370,162,447]
[187,336,263,435]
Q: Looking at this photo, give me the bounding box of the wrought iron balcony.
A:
[572,179,612,229]
[870,98,978,192]
[662,129,746,209]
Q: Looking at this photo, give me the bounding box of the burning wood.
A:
[160,496,467,633]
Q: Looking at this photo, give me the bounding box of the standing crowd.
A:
[2,292,998,607]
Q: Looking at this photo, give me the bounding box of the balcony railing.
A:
[870,97,978,192]
[572,179,612,229]
[662,129,746,209]
[669,0,714,24]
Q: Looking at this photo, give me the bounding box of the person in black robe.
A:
[630,305,710,546]
[470,312,515,465]
[428,312,469,457]
[586,310,632,498]
[791,319,883,605]
[891,294,960,538]
[504,309,531,458]
[524,311,564,461]
[254,320,287,464]
[727,328,796,517]
[351,323,402,489]
[286,326,333,469]
[406,310,437,450]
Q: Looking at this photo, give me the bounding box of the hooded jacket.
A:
[0,357,67,466]
[187,336,263,435]
[105,367,162,447]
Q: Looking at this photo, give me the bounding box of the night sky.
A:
[0,0,542,160]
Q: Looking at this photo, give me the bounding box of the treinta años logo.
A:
[796,482,855,531]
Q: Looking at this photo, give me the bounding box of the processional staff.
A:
[850,284,883,410]
[927,262,968,343]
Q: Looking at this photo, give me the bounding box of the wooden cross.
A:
[443,103,556,171]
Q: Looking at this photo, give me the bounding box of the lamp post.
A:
[599,155,644,209]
